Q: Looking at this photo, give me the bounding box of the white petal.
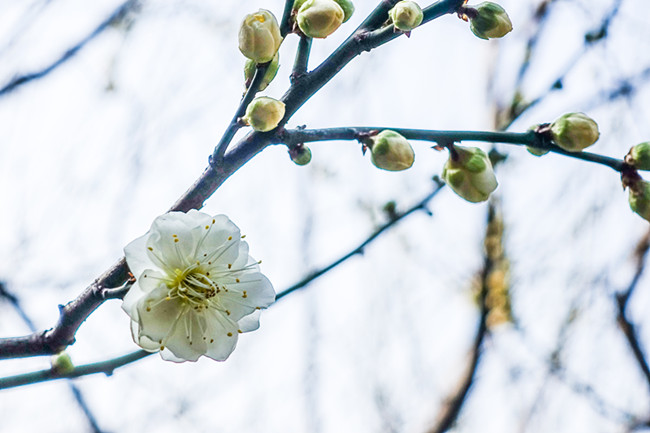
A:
[124,233,158,277]
[203,310,240,361]
[146,212,197,270]
[163,310,207,362]
[237,310,261,333]
[218,273,275,321]
[137,286,185,345]
[130,320,162,352]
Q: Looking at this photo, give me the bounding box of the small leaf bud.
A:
[468,2,513,40]
[296,0,344,39]
[389,1,424,32]
[51,352,75,375]
[526,146,549,156]
[369,130,415,171]
[334,0,355,23]
[550,112,599,152]
[442,145,498,203]
[243,96,286,132]
[239,10,283,63]
[244,52,280,91]
[625,142,650,171]
[629,180,650,222]
[289,145,312,165]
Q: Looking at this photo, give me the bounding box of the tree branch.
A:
[0,350,151,390]
[0,0,139,97]
[275,178,445,302]
[280,126,631,173]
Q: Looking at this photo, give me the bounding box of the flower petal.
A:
[218,272,275,321]
[136,286,185,346]
[203,310,240,361]
[237,310,261,333]
[163,310,207,362]
[124,233,158,277]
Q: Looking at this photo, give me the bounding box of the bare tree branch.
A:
[0,0,139,97]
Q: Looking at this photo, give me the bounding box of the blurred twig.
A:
[276,178,445,302]
[0,0,139,97]
[616,230,650,391]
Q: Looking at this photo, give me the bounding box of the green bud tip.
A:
[441,145,498,203]
[629,179,650,223]
[625,142,650,171]
[369,130,415,171]
[244,52,280,91]
[468,2,513,40]
[389,1,424,32]
[51,352,75,374]
[550,112,599,152]
[296,0,345,39]
[290,145,312,165]
[294,0,354,22]
[243,96,286,132]
[239,9,283,63]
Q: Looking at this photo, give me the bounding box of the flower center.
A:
[168,265,222,311]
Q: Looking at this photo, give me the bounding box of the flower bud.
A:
[625,142,650,171]
[296,0,344,39]
[389,1,424,32]
[239,10,282,63]
[550,112,599,152]
[629,180,650,222]
[51,352,75,375]
[334,0,355,22]
[468,2,513,40]
[442,145,498,203]
[244,52,280,91]
[369,130,415,171]
[289,145,312,165]
[243,96,286,132]
[526,146,549,156]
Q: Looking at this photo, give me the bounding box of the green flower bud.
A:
[625,142,650,171]
[239,10,282,63]
[550,112,599,152]
[243,96,286,132]
[294,0,354,22]
[244,52,280,91]
[468,2,513,40]
[290,145,312,165]
[369,130,415,171]
[51,352,75,375]
[442,145,498,203]
[629,180,650,222]
[297,0,344,39]
[389,1,424,32]
[526,146,549,156]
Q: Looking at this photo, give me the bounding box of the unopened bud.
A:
[369,130,415,171]
[297,0,344,39]
[550,112,599,152]
[239,10,282,63]
[468,2,513,40]
[442,145,498,203]
[625,142,650,171]
[51,352,75,375]
[389,1,424,32]
[243,96,286,132]
[290,145,312,165]
[526,146,549,156]
[629,180,650,222]
[244,52,280,91]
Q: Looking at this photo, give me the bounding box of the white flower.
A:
[122,210,275,362]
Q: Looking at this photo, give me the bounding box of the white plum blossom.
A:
[122,210,275,362]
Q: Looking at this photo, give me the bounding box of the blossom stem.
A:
[275,178,445,302]
[0,350,151,390]
[279,126,631,172]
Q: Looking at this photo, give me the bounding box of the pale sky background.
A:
[1,0,650,432]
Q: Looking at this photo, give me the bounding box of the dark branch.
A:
[276,179,445,302]
[0,350,151,390]
[0,0,138,97]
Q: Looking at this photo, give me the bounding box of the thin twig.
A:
[0,350,151,390]
[616,230,650,390]
[0,0,138,97]
[280,127,630,173]
[276,179,445,302]
[291,35,312,81]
